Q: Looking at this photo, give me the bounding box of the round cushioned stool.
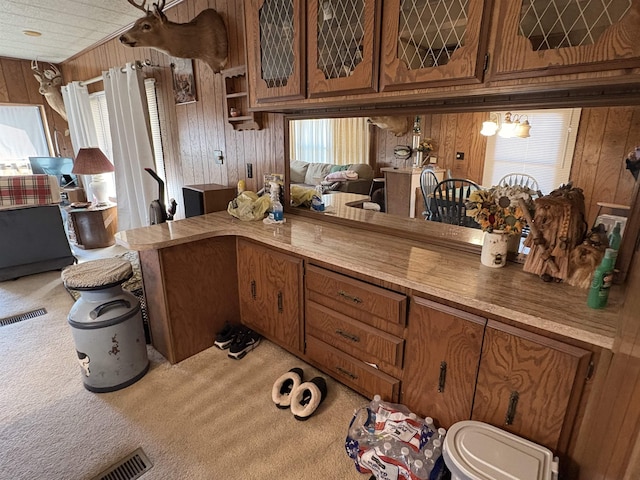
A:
[62,258,149,393]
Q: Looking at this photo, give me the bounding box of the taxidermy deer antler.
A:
[31,60,67,122]
[120,0,228,73]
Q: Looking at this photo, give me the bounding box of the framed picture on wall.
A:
[170,57,196,105]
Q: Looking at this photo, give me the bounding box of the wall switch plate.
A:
[214,150,223,164]
[247,163,253,178]
[456,152,465,160]
[429,156,437,164]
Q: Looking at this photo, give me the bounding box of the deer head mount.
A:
[31,60,67,122]
[120,0,228,73]
[368,116,411,137]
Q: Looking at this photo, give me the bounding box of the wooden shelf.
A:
[222,65,262,131]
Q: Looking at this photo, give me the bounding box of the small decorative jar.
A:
[481,231,509,268]
[230,107,239,117]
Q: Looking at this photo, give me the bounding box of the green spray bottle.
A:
[587,248,616,309]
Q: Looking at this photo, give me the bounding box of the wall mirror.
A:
[284,103,640,281]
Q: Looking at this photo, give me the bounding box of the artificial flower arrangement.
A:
[416,138,436,154]
[465,184,536,234]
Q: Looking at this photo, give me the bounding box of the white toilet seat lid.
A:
[443,421,553,480]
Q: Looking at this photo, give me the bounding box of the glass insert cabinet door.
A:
[244,0,306,103]
[379,0,493,91]
[491,0,640,79]
[307,0,381,97]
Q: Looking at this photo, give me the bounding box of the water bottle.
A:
[269,183,283,222]
[437,427,447,442]
[431,439,442,459]
[411,459,430,480]
[367,394,382,433]
[424,449,435,471]
[399,446,413,470]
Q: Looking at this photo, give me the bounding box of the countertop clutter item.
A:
[587,248,617,309]
[62,258,149,393]
[523,183,587,281]
[183,183,237,218]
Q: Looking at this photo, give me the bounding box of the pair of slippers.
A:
[272,368,327,421]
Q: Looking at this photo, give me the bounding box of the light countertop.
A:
[116,207,621,351]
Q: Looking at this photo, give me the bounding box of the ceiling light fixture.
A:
[480,112,531,139]
[22,30,42,37]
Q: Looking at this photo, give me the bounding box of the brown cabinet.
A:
[472,320,592,453]
[182,184,236,218]
[237,239,304,354]
[402,296,591,455]
[401,297,486,429]
[379,0,493,91]
[307,0,381,96]
[304,264,406,401]
[490,0,640,81]
[244,0,306,104]
[66,204,117,249]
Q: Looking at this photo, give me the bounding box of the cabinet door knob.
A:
[335,329,360,343]
[505,391,519,425]
[338,290,363,304]
[438,361,447,393]
[250,280,256,299]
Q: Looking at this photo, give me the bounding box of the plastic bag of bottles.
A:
[345,396,448,480]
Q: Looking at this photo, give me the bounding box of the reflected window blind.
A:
[482,108,581,194]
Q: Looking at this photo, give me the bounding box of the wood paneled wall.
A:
[0,57,73,158]
[61,0,285,220]
[375,107,639,225]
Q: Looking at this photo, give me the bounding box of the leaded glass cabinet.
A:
[244,0,306,103]
[379,0,494,91]
[491,0,640,79]
[307,0,381,96]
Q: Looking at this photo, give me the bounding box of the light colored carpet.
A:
[0,268,369,480]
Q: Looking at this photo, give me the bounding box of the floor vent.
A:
[91,448,153,480]
[0,308,47,327]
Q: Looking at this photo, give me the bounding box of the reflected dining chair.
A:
[432,178,480,228]
[420,168,440,221]
[498,173,540,192]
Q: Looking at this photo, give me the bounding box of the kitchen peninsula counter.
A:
[116,209,620,351]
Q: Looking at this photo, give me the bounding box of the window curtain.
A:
[61,81,102,200]
[290,117,370,165]
[103,64,156,231]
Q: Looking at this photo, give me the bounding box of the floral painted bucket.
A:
[481,231,509,267]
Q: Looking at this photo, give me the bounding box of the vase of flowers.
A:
[416,138,436,166]
[465,185,536,268]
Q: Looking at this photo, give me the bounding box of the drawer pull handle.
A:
[336,366,358,380]
[505,391,519,425]
[250,280,256,299]
[438,361,447,393]
[277,292,283,313]
[338,290,363,304]
[335,329,360,343]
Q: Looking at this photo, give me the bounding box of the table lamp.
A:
[72,147,114,206]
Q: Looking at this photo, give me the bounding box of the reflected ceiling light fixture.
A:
[480,112,531,138]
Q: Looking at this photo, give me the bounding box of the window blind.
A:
[482,108,581,194]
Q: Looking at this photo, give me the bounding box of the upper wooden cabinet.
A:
[307,0,381,96]
[490,0,640,80]
[244,0,306,103]
[380,0,494,91]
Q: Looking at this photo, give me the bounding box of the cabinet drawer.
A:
[306,336,400,402]
[306,264,407,329]
[306,301,404,370]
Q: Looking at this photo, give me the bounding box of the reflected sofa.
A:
[290,160,374,195]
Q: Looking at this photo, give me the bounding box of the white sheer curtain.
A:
[61,81,103,200]
[103,64,156,231]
